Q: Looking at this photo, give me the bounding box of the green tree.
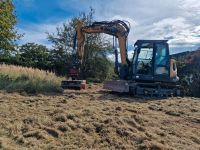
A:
[47,15,77,75]
[48,48,72,76]
[0,0,19,62]
[18,43,51,70]
[47,8,114,81]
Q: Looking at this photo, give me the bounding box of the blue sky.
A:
[14,0,78,24]
[13,0,200,54]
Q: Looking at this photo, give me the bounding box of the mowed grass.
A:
[0,64,63,94]
[0,89,199,150]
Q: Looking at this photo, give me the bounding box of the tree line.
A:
[0,0,115,82]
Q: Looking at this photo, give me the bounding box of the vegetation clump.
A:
[0,64,63,94]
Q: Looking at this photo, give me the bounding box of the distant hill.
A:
[171,48,200,64]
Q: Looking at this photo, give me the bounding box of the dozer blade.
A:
[61,80,86,90]
[103,80,129,93]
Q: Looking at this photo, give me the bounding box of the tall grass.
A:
[0,64,64,94]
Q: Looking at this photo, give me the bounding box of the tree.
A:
[18,43,51,70]
[47,8,114,81]
[47,14,77,75]
[0,0,20,62]
[48,48,72,76]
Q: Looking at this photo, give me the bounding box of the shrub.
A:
[191,73,200,97]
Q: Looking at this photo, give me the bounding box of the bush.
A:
[191,73,200,97]
[0,64,63,94]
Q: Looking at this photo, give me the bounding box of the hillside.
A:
[171,49,200,63]
[0,86,199,150]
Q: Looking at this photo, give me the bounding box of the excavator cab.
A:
[104,40,183,96]
[131,40,177,83]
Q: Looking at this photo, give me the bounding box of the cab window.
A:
[155,43,169,75]
[136,43,153,75]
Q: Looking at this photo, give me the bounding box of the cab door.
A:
[154,43,170,82]
[133,43,154,81]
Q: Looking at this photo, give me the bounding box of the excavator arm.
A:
[62,20,130,90]
[74,20,130,66]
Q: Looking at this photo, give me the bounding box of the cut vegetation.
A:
[0,87,199,150]
[0,64,63,94]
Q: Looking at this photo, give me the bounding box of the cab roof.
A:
[134,40,168,46]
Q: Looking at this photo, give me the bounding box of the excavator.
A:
[61,20,183,97]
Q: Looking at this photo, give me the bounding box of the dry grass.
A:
[0,64,63,93]
[0,85,199,150]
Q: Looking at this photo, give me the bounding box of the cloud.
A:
[106,15,200,53]
[180,0,200,16]
[16,0,200,53]
[150,17,200,50]
[18,21,64,48]
[98,0,200,53]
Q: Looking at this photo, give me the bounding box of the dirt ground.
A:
[0,85,200,150]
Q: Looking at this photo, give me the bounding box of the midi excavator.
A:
[61,20,183,97]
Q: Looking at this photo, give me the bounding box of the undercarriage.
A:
[103,80,184,97]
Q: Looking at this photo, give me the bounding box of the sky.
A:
[13,0,200,54]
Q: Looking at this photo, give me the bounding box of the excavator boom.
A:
[75,20,130,66]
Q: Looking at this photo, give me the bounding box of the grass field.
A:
[0,85,199,150]
[0,64,63,94]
